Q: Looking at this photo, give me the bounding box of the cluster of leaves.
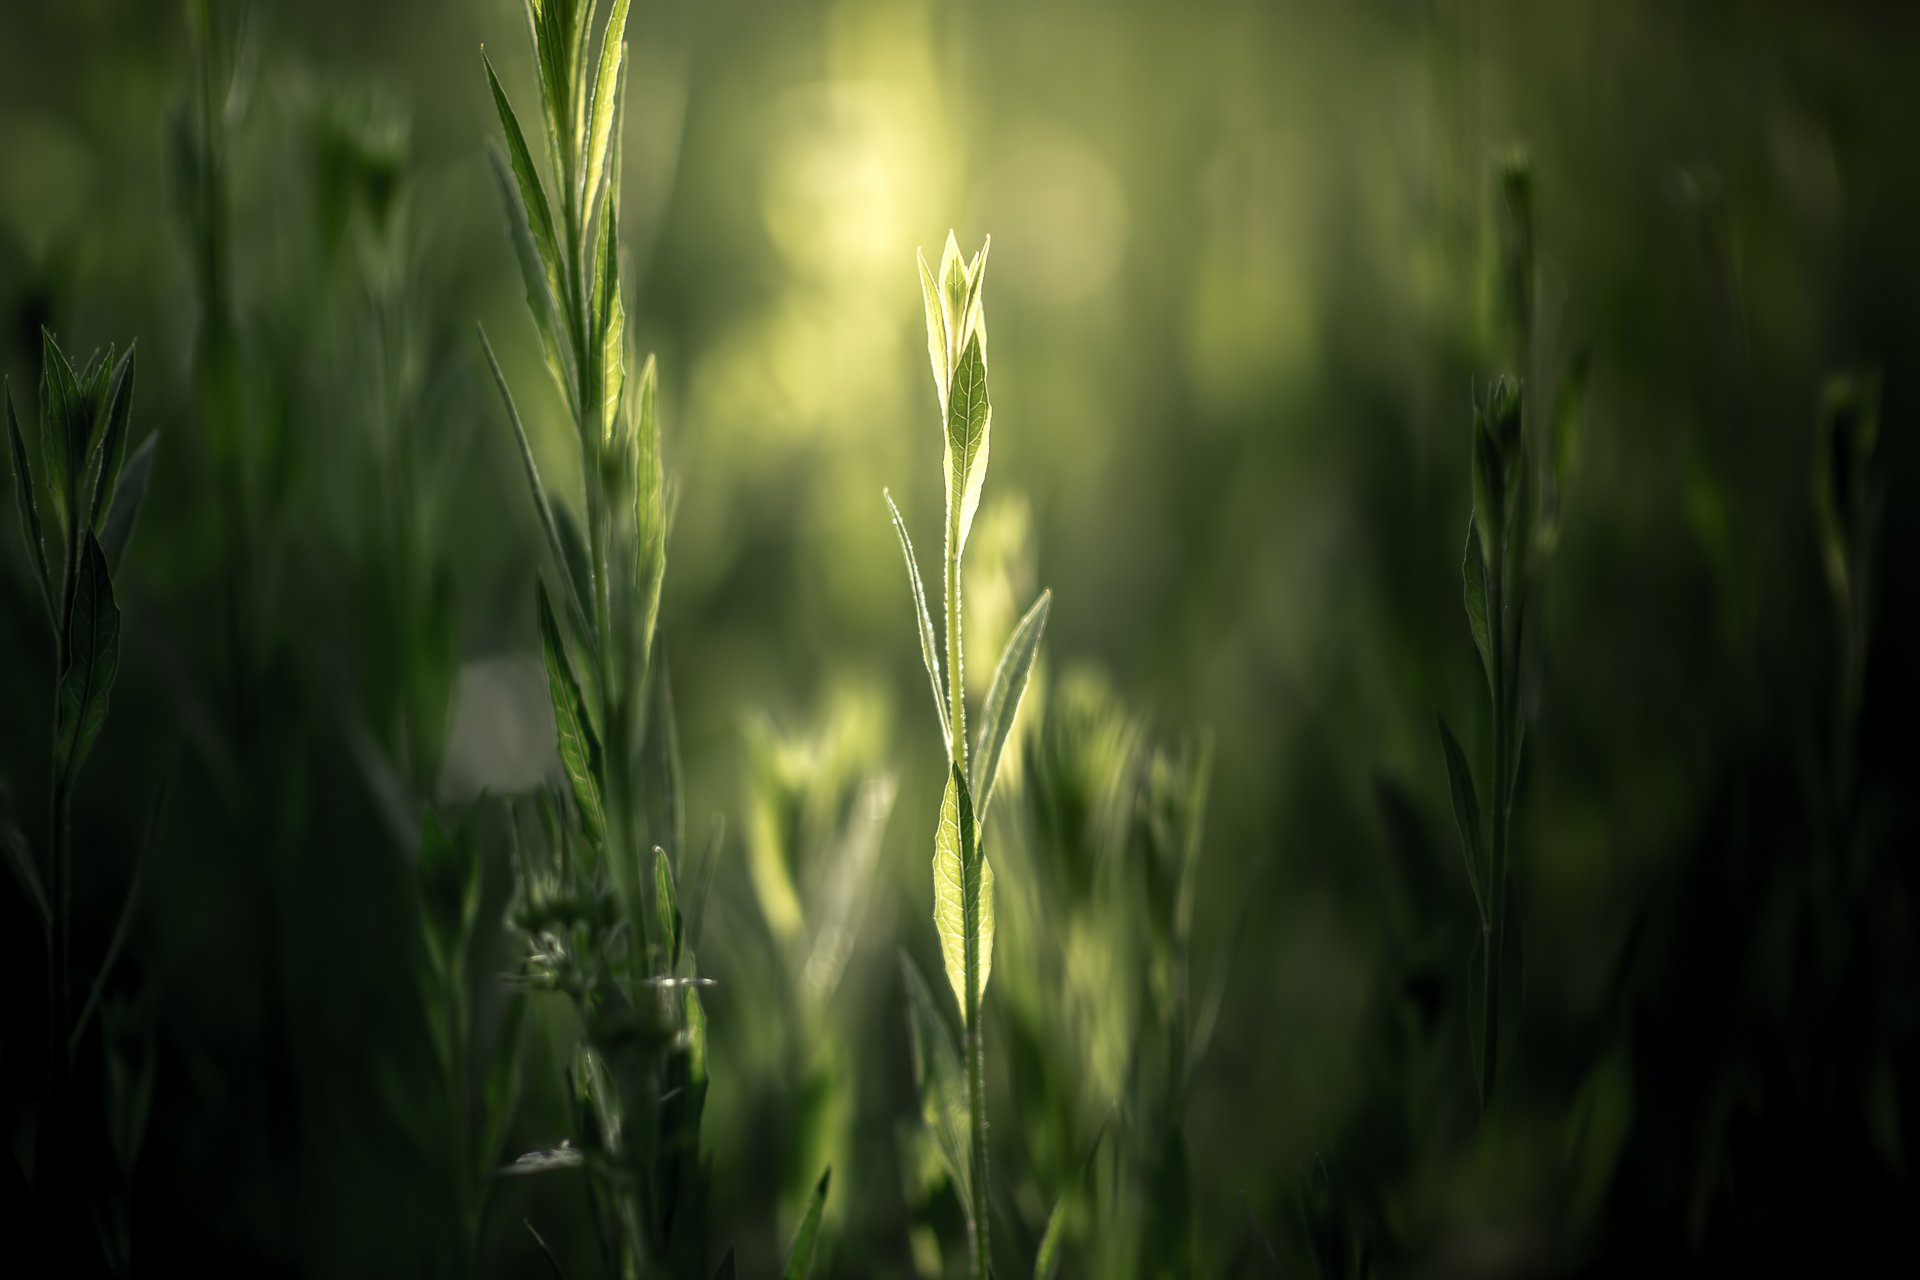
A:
[5,333,160,1272]
[888,231,1052,1280]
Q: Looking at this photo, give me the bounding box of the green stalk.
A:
[946,484,989,1280]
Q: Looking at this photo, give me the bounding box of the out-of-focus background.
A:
[2,0,1915,1274]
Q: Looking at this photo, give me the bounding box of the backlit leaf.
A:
[971,587,1050,824]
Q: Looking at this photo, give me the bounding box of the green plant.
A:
[1435,155,1580,1107]
[5,332,161,1270]
[888,231,1052,1280]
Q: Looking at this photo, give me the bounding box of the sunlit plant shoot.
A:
[888,232,1052,1280]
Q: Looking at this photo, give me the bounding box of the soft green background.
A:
[2,0,1915,1274]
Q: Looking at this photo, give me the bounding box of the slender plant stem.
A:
[945,492,989,1280]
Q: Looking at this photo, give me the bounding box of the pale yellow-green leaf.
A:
[932,766,994,1022]
[581,0,630,216]
[943,327,992,559]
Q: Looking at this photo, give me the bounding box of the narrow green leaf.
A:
[590,182,625,446]
[970,587,1050,824]
[781,1166,831,1280]
[632,353,665,668]
[536,579,606,847]
[480,325,585,627]
[653,845,682,970]
[917,248,950,408]
[55,535,121,782]
[483,53,568,338]
[901,952,972,1204]
[39,329,82,523]
[932,766,994,1021]
[85,345,135,534]
[1435,715,1487,926]
[1461,517,1491,693]
[99,433,157,577]
[710,1247,737,1280]
[563,0,592,167]
[884,489,950,752]
[523,0,570,198]
[580,0,630,216]
[944,326,992,559]
[6,383,54,624]
[487,150,573,414]
[480,996,526,1175]
[554,503,596,644]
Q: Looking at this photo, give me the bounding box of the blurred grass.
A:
[2,0,1917,1274]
